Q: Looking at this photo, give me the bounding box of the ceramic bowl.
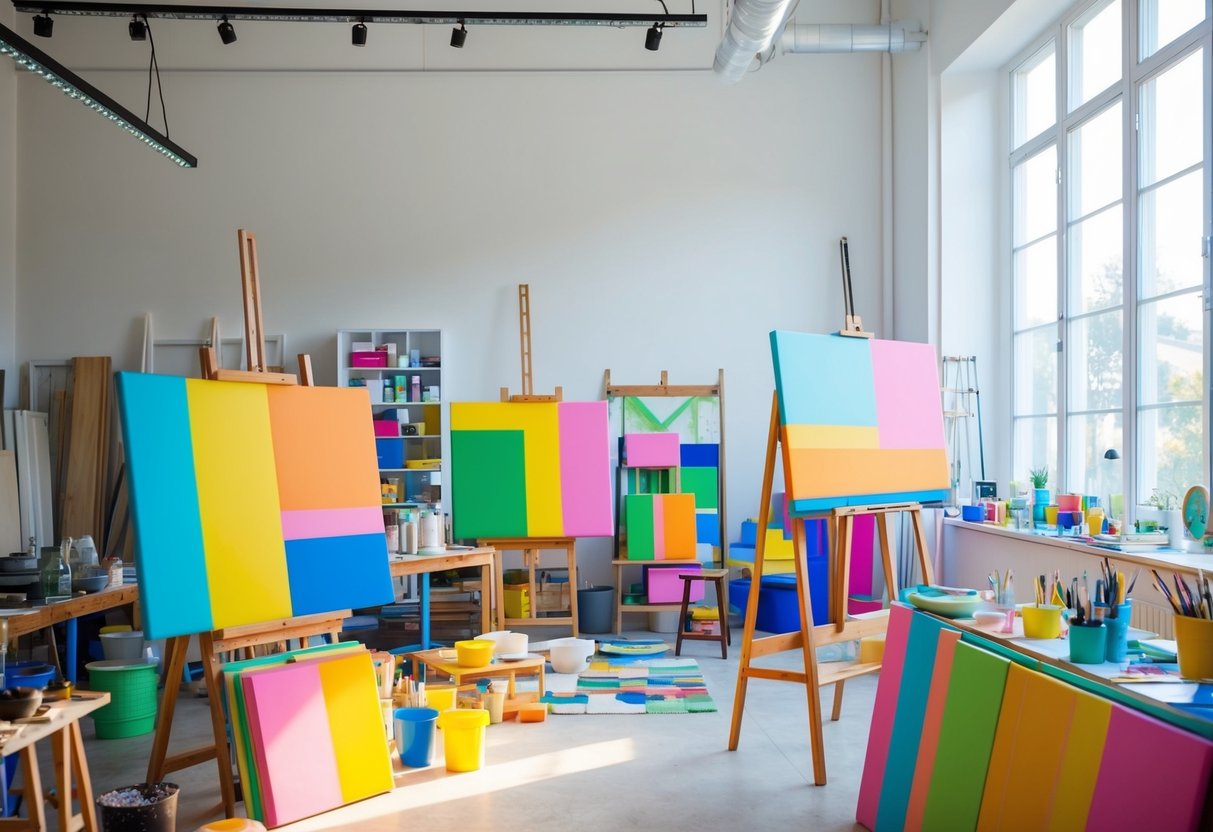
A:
[0,687,42,721]
[548,638,595,674]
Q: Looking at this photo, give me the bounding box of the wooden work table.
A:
[389,546,496,647]
[0,585,139,683]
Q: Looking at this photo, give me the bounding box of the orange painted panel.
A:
[1046,689,1111,832]
[661,494,698,560]
[782,447,950,499]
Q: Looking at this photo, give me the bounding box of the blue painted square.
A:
[696,512,720,546]
[680,443,719,468]
[770,331,877,428]
[375,438,404,468]
[286,533,394,616]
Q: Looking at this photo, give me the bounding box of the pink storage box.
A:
[351,351,387,367]
[373,420,399,437]
[646,564,704,604]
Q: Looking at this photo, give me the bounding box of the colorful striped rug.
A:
[540,656,717,715]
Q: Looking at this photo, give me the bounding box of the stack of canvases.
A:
[221,642,395,828]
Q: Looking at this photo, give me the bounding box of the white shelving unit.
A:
[336,329,444,508]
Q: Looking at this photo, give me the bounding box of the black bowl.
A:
[0,687,43,720]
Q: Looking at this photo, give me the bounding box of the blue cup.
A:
[394,707,439,767]
[1098,601,1132,662]
[1068,622,1107,664]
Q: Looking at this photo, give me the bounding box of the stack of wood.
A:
[57,357,113,547]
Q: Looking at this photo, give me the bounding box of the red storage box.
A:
[373,420,399,437]
[351,351,387,367]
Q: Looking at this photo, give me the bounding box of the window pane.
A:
[1138,405,1205,504]
[1014,41,1056,146]
[1014,145,1058,245]
[1068,101,1122,218]
[1014,416,1058,490]
[1068,412,1123,504]
[1140,0,1206,60]
[1139,291,1204,405]
[1139,170,1204,297]
[1069,0,1122,110]
[1015,328,1058,415]
[1070,206,1123,314]
[1069,309,1124,410]
[1139,49,1204,187]
[1015,236,1059,328]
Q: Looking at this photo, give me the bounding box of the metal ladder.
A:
[941,355,985,506]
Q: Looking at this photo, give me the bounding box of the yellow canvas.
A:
[1047,689,1111,832]
[784,424,880,449]
[318,652,395,803]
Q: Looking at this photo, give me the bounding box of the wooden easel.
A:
[500,284,560,404]
[145,229,332,817]
[727,393,934,786]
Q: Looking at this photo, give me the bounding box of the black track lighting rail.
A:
[10,1,707,27]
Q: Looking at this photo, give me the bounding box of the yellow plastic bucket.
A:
[1175,615,1213,680]
[1021,604,1062,639]
[437,709,490,772]
[426,684,457,713]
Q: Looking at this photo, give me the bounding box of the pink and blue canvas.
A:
[770,332,949,513]
[451,401,611,539]
[115,373,394,640]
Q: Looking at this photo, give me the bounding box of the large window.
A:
[1010,0,1210,513]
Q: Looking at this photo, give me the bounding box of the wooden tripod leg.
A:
[792,515,827,785]
[728,393,780,752]
[875,513,898,603]
[831,679,846,722]
[147,635,189,784]
[19,746,45,831]
[69,720,97,832]
[198,632,237,818]
[834,515,854,633]
[909,509,935,585]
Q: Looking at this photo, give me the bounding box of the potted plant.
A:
[1029,467,1050,523]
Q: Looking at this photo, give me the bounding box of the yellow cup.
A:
[1174,615,1213,680]
[425,684,457,713]
[1022,604,1063,639]
[1044,506,1059,526]
[1085,507,1104,535]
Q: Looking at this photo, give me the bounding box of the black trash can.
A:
[577,586,615,634]
[97,782,179,832]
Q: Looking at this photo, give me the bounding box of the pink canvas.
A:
[280,506,385,541]
[558,402,613,536]
[242,663,343,827]
[647,564,704,603]
[1086,703,1213,831]
[849,514,875,599]
[623,433,680,468]
[856,602,913,829]
[870,340,946,450]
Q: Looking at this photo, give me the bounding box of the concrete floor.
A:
[62,629,873,831]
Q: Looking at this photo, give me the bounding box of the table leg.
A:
[420,574,431,650]
[538,664,545,698]
[66,620,78,684]
[479,562,491,635]
[51,725,70,832]
[506,671,515,699]
[19,747,44,831]
[69,721,97,832]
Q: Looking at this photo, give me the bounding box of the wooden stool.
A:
[674,568,731,659]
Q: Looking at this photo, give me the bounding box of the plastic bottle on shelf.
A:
[411,376,421,403]
[106,554,124,587]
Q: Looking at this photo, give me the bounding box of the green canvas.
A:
[625,494,655,560]
[680,467,718,509]
[922,641,1009,831]
[451,430,527,538]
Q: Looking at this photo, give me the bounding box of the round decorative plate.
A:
[1183,485,1209,540]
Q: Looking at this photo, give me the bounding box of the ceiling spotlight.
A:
[217,17,236,45]
[645,23,662,51]
[128,15,146,41]
[450,22,467,48]
[351,21,367,46]
[32,12,52,38]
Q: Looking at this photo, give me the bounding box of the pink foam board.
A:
[623,433,680,468]
[870,340,946,450]
[280,507,386,541]
[856,602,913,830]
[242,662,343,828]
[647,564,704,603]
[849,514,875,598]
[1086,703,1213,831]
[558,402,613,536]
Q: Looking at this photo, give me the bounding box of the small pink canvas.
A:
[624,433,680,468]
[647,564,704,603]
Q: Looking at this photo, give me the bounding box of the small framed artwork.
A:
[973,480,997,503]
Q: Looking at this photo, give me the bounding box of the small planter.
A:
[96,782,178,832]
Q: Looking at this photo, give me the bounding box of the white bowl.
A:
[548,638,595,674]
[476,630,528,657]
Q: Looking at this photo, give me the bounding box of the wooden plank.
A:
[60,356,111,542]
[211,368,297,386]
[0,450,20,555]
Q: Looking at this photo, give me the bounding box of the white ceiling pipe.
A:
[780,21,924,54]
[712,0,796,82]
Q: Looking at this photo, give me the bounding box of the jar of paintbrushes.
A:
[1156,568,1213,680]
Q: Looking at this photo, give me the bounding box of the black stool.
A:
[674,568,731,659]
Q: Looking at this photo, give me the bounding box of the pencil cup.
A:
[1068,622,1106,664]
[1022,604,1063,639]
[1044,506,1059,526]
[1174,615,1213,680]
[1097,602,1131,662]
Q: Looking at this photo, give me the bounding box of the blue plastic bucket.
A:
[394,707,439,768]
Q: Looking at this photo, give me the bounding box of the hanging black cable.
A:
[140,14,169,137]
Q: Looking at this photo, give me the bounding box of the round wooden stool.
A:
[674,568,731,659]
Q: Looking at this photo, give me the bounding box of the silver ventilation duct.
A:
[712,0,795,82]
[781,21,924,54]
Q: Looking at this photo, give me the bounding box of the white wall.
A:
[0,3,16,408]
[14,33,885,582]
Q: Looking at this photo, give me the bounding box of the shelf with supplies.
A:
[337,328,445,509]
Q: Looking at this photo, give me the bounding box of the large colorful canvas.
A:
[115,373,394,640]
[450,401,611,539]
[240,650,394,828]
[624,493,697,560]
[609,395,724,555]
[770,332,949,513]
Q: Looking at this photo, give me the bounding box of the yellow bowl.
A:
[454,639,494,668]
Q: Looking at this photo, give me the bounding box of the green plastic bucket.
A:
[86,660,159,739]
